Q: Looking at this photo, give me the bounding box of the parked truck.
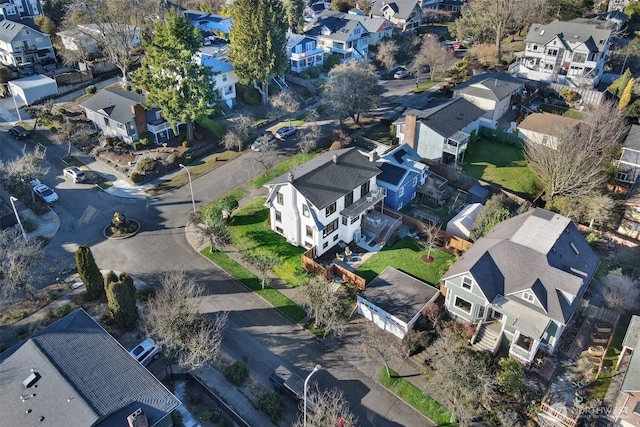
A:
[269,365,305,401]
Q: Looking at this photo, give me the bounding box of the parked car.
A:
[63,167,87,183]
[9,125,30,140]
[394,68,409,79]
[129,338,161,366]
[275,126,298,140]
[33,183,59,203]
[251,131,277,151]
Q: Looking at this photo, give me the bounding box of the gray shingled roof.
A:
[443,208,599,324]
[305,15,366,42]
[265,148,381,210]
[412,98,486,139]
[623,124,640,152]
[453,72,525,102]
[622,316,640,392]
[360,267,439,323]
[0,19,45,42]
[371,0,419,20]
[0,309,180,427]
[80,89,146,125]
[525,20,611,53]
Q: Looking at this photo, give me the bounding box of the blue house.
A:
[377,144,429,211]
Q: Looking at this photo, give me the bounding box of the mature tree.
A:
[247,251,281,289]
[25,100,56,132]
[218,195,239,218]
[75,245,104,300]
[228,0,288,105]
[356,0,372,14]
[243,143,280,175]
[376,39,399,74]
[143,271,228,369]
[357,322,403,378]
[133,10,216,142]
[547,0,588,21]
[619,78,635,110]
[625,0,640,21]
[608,68,633,99]
[34,15,57,37]
[64,0,160,81]
[222,114,253,151]
[602,269,640,313]
[419,223,442,260]
[411,36,455,82]
[322,61,380,124]
[470,194,521,240]
[0,146,48,202]
[42,0,71,26]
[105,271,138,329]
[300,277,346,336]
[192,208,231,251]
[496,358,525,400]
[583,192,617,229]
[285,0,306,33]
[525,102,628,203]
[298,109,320,153]
[270,89,301,126]
[293,385,358,427]
[181,0,226,13]
[331,0,353,12]
[57,120,80,156]
[0,234,45,301]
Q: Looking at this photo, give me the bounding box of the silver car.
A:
[63,167,87,183]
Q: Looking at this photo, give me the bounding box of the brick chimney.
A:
[404,114,417,151]
[131,104,148,136]
[127,408,149,427]
[368,150,378,162]
[332,154,338,164]
[288,172,294,183]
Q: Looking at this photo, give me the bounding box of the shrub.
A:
[130,171,142,183]
[198,117,225,138]
[307,65,321,78]
[325,54,341,70]
[166,153,178,164]
[135,88,142,94]
[193,132,203,141]
[135,157,156,174]
[132,141,145,151]
[125,84,132,91]
[243,88,261,104]
[584,231,602,247]
[55,303,72,318]
[171,411,184,427]
[136,286,156,301]
[105,137,115,146]
[257,390,282,423]
[299,72,310,80]
[138,132,154,147]
[182,140,190,148]
[223,360,249,386]
[86,85,97,94]
[75,245,104,300]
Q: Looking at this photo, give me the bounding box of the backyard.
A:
[462,137,540,198]
[355,237,456,286]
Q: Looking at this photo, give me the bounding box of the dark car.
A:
[9,126,30,140]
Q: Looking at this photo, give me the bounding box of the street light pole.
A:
[9,196,27,242]
[179,163,196,215]
[303,364,322,427]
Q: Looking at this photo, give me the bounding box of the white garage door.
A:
[357,300,407,339]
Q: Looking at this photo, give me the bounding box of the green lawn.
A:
[203,249,307,322]
[462,137,540,197]
[378,368,455,426]
[364,122,395,144]
[355,237,455,285]
[248,152,317,189]
[539,104,584,119]
[229,198,310,287]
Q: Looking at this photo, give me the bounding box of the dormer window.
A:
[462,276,473,290]
[522,292,535,303]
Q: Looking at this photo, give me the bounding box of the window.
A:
[323,218,339,237]
[345,191,353,207]
[222,73,227,82]
[103,117,109,127]
[275,210,282,222]
[306,226,313,238]
[333,234,339,241]
[302,204,310,217]
[35,37,43,43]
[572,52,587,63]
[399,186,404,197]
[351,215,359,224]
[360,181,370,197]
[326,201,336,216]
[522,292,535,303]
[342,216,347,225]
[478,306,485,320]
[547,48,558,56]
[277,193,283,205]
[276,226,283,233]
[570,242,579,255]
[305,241,312,248]
[454,297,472,313]
[462,276,472,290]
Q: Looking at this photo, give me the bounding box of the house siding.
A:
[444,274,489,322]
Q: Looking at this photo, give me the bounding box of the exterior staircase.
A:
[471,322,501,354]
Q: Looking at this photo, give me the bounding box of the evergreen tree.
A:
[228,0,288,105]
[285,0,305,33]
[132,10,216,142]
[608,68,633,98]
[619,77,635,110]
[105,272,138,329]
[75,245,104,300]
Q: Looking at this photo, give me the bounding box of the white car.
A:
[129,338,161,366]
[275,126,298,140]
[33,183,59,203]
[394,68,410,79]
[251,131,277,151]
[63,167,87,183]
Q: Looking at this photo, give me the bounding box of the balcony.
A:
[147,119,172,134]
[290,47,323,60]
[340,188,386,218]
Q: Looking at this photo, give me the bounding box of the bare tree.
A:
[246,251,281,289]
[64,0,160,81]
[293,385,358,427]
[525,102,628,203]
[298,109,320,153]
[299,277,347,336]
[25,100,56,132]
[602,270,640,313]
[223,114,253,152]
[0,233,46,301]
[322,61,380,125]
[419,223,442,260]
[411,36,455,82]
[57,120,80,156]
[376,39,399,74]
[270,89,301,126]
[357,322,403,378]
[244,142,280,176]
[0,146,49,203]
[142,271,228,369]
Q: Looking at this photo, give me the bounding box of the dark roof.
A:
[623,124,640,152]
[266,148,381,209]
[622,316,640,392]
[306,15,366,42]
[80,89,146,125]
[443,208,599,324]
[409,98,486,139]
[378,162,406,186]
[360,267,439,323]
[466,184,490,204]
[0,309,180,427]
[453,72,525,102]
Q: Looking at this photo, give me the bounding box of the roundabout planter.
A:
[104,219,140,239]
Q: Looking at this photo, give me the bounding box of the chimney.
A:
[404,114,418,151]
[288,172,294,183]
[132,104,147,135]
[332,154,338,164]
[127,408,149,427]
[368,150,378,162]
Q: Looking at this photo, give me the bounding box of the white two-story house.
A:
[513,20,611,88]
[264,148,385,256]
[305,14,369,60]
[370,0,424,31]
[0,20,55,67]
[194,46,238,108]
[287,32,324,73]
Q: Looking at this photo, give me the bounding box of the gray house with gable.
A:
[442,208,599,365]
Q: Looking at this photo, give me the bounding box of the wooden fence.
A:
[284,74,318,96]
[302,248,366,290]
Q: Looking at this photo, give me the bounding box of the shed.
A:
[357,267,440,339]
[8,74,58,106]
[446,203,483,239]
[466,184,490,204]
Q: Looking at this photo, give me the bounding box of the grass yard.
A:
[229,198,310,287]
[378,368,455,426]
[356,237,455,285]
[203,249,307,323]
[364,122,395,144]
[539,104,584,119]
[411,77,442,94]
[462,137,540,198]
[248,152,317,189]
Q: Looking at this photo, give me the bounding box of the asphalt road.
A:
[0,85,438,426]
